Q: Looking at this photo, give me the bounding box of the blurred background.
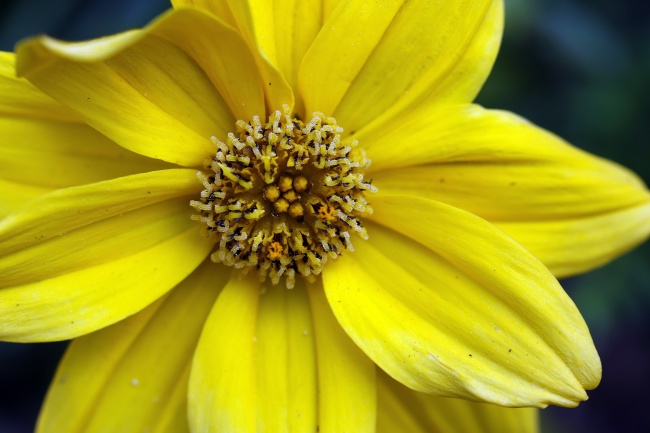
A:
[0,0,649,431]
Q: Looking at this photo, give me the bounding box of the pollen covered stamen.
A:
[191,105,376,288]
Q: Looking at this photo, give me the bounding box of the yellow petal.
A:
[344,0,503,135]
[496,203,650,278]
[298,0,405,117]
[37,260,228,433]
[0,51,78,122]
[170,0,239,28]
[0,116,171,190]
[150,8,266,121]
[0,53,169,214]
[218,0,295,111]
[189,272,260,433]
[0,169,199,254]
[226,1,280,66]
[189,275,320,433]
[410,0,503,112]
[0,179,51,218]
[189,273,374,433]
[365,104,650,275]
[325,203,601,407]
[16,8,265,166]
[366,106,649,217]
[255,278,318,432]
[308,279,377,433]
[0,170,213,342]
[1,197,190,289]
[174,0,323,114]
[300,1,501,133]
[377,371,538,433]
[265,0,324,104]
[0,225,211,342]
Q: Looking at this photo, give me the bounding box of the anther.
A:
[267,241,283,260]
[317,205,338,222]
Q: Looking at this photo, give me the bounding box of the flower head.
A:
[1,1,649,432]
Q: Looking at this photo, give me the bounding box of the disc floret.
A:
[191,106,376,288]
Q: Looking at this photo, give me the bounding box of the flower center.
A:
[191,106,376,288]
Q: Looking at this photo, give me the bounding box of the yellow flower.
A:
[1,0,649,432]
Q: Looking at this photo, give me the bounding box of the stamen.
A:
[191,105,376,288]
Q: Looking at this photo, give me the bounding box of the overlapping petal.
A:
[324,208,600,407]
[299,0,406,118]
[254,278,318,433]
[2,1,645,431]
[233,0,326,101]
[0,115,170,189]
[1,52,169,215]
[207,0,295,111]
[188,273,260,433]
[496,203,650,277]
[172,0,341,28]
[308,280,377,433]
[170,0,239,28]
[0,51,78,122]
[377,371,537,433]
[0,113,172,218]
[15,8,268,166]
[189,274,376,433]
[301,0,502,132]
[362,104,650,276]
[172,0,343,114]
[0,170,212,342]
[36,260,227,433]
[0,179,50,218]
[369,196,601,392]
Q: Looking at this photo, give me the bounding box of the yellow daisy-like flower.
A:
[1,0,650,432]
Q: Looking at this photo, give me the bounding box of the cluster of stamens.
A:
[190,105,376,288]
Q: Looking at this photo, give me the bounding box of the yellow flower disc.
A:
[191,106,376,288]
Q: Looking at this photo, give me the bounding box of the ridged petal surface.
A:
[377,371,537,433]
[324,208,600,407]
[16,9,267,166]
[0,170,212,341]
[363,104,650,277]
[188,275,376,433]
[36,261,228,433]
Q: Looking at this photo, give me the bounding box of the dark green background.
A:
[1,0,648,431]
